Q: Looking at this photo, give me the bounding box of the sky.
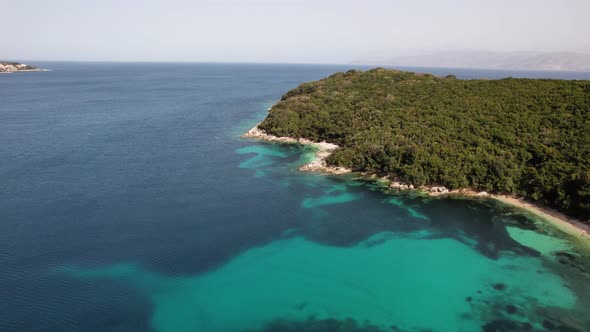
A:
[3,0,589,63]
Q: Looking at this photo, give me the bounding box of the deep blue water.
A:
[1,63,589,332]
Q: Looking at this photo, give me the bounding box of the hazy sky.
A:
[3,0,589,63]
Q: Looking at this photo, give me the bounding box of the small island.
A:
[0,61,40,73]
[246,68,590,235]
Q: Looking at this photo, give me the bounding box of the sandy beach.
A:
[491,195,590,242]
[421,188,590,244]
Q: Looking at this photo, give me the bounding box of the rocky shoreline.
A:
[242,123,590,243]
[0,61,41,73]
[242,124,351,175]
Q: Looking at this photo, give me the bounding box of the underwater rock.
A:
[554,325,582,332]
[538,319,583,332]
[505,304,518,314]
[482,319,532,332]
[555,251,577,261]
[503,213,539,231]
[492,283,507,291]
[295,301,308,311]
[256,316,388,332]
[542,319,555,330]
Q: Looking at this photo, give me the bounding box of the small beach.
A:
[492,195,590,244]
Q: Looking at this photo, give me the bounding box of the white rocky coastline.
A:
[242,124,351,175]
[387,177,489,197]
[242,122,590,242]
[244,124,509,198]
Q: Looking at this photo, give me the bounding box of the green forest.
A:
[258,69,590,221]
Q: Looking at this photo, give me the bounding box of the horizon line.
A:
[8,59,590,74]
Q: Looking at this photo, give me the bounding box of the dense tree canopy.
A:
[259,69,590,221]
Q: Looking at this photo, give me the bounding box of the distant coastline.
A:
[0,61,41,73]
[243,123,590,245]
[359,50,590,72]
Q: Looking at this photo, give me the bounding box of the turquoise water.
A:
[53,143,590,331]
[1,63,590,331]
[56,235,576,332]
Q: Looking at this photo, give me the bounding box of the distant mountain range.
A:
[358,51,590,72]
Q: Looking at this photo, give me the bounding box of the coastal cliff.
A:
[0,61,40,73]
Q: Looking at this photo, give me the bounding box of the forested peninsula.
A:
[257,69,590,223]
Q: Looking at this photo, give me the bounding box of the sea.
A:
[1,62,589,332]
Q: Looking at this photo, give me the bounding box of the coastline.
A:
[490,195,590,243]
[242,123,351,175]
[0,69,43,74]
[429,188,590,244]
[242,123,590,244]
